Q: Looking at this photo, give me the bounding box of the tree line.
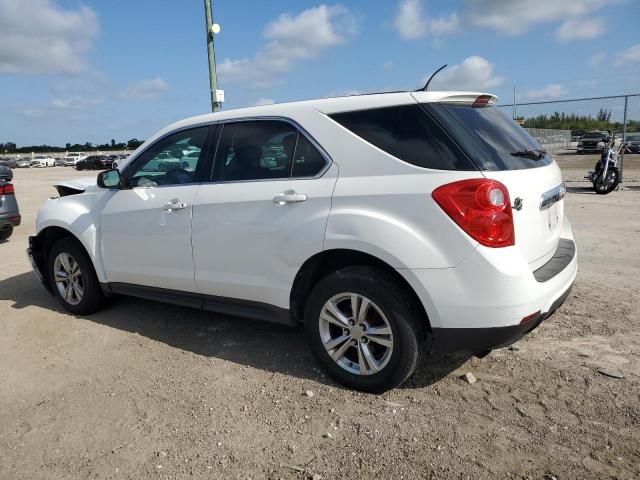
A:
[518,109,640,135]
[0,138,145,154]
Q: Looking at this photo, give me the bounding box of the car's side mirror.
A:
[97,169,122,189]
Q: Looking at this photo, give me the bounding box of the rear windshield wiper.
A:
[510,148,547,160]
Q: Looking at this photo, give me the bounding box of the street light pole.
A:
[204,0,220,112]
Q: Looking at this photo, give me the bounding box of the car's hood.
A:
[53,177,97,196]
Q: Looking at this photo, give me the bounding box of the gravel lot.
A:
[1,168,639,480]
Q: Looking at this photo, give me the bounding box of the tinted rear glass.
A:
[329,105,475,171]
[426,104,553,171]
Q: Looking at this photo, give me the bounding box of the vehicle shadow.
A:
[565,185,595,195]
[0,271,469,392]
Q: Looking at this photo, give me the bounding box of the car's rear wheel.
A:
[48,237,105,315]
[304,266,425,393]
[0,224,13,241]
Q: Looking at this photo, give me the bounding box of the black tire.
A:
[0,224,13,241]
[593,168,620,194]
[48,237,105,315]
[304,266,426,393]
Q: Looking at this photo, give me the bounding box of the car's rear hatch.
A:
[415,92,565,270]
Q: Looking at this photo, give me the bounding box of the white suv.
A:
[28,91,577,392]
[63,152,86,167]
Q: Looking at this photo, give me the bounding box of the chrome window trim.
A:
[123,116,332,188]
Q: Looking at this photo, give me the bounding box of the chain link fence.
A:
[499,94,640,183]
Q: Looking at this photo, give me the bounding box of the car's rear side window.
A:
[329,104,475,171]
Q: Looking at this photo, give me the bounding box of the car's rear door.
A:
[420,95,567,270]
[191,119,337,313]
[99,125,214,293]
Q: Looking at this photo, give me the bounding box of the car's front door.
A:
[100,125,213,292]
[191,119,337,312]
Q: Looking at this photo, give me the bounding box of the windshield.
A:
[425,103,553,170]
[582,132,604,139]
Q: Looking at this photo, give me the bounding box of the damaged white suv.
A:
[29,91,577,392]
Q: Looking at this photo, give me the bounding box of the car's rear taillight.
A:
[0,183,15,195]
[432,179,514,247]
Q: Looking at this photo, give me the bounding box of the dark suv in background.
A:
[577,130,615,154]
[0,168,20,241]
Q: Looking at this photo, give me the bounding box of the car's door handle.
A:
[163,200,188,212]
[272,190,307,205]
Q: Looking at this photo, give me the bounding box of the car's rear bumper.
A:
[0,212,20,227]
[399,216,577,354]
[431,281,573,353]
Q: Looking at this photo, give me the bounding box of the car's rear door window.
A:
[425,103,553,171]
[329,104,475,170]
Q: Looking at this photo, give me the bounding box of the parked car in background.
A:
[77,155,116,170]
[0,157,18,168]
[16,158,31,168]
[0,165,12,181]
[112,154,129,169]
[96,155,116,170]
[64,152,87,167]
[623,133,640,153]
[29,90,577,392]
[0,177,20,240]
[76,156,100,170]
[31,155,56,168]
[577,130,615,154]
[55,157,66,166]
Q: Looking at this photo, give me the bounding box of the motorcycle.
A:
[586,137,623,194]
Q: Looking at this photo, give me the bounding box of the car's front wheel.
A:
[48,237,105,315]
[305,266,426,393]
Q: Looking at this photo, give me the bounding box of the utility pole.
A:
[512,85,517,120]
[204,0,221,112]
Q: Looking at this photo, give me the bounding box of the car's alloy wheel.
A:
[319,292,393,376]
[305,266,425,392]
[48,237,105,315]
[53,252,84,305]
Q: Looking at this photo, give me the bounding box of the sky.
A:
[1,0,639,146]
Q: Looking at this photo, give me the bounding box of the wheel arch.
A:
[32,226,99,289]
[289,248,432,331]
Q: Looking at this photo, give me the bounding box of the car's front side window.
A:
[126,126,210,187]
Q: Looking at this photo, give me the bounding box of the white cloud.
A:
[555,17,606,41]
[219,5,357,88]
[462,0,618,35]
[50,96,102,110]
[589,52,606,67]
[120,78,168,99]
[254,98,275,106]
[615,43,640,65]
[0,0,99,74]
[524,84,568,100]
[427,56,503,91]
[394,0,459,39]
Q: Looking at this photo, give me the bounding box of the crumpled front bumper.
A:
[27,235,53,294]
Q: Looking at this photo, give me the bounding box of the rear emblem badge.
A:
[512,197,523,211]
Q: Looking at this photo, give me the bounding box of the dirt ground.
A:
[1,167,639,480]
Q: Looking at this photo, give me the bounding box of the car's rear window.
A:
[329,104,475,171]
[425,103,553,171]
